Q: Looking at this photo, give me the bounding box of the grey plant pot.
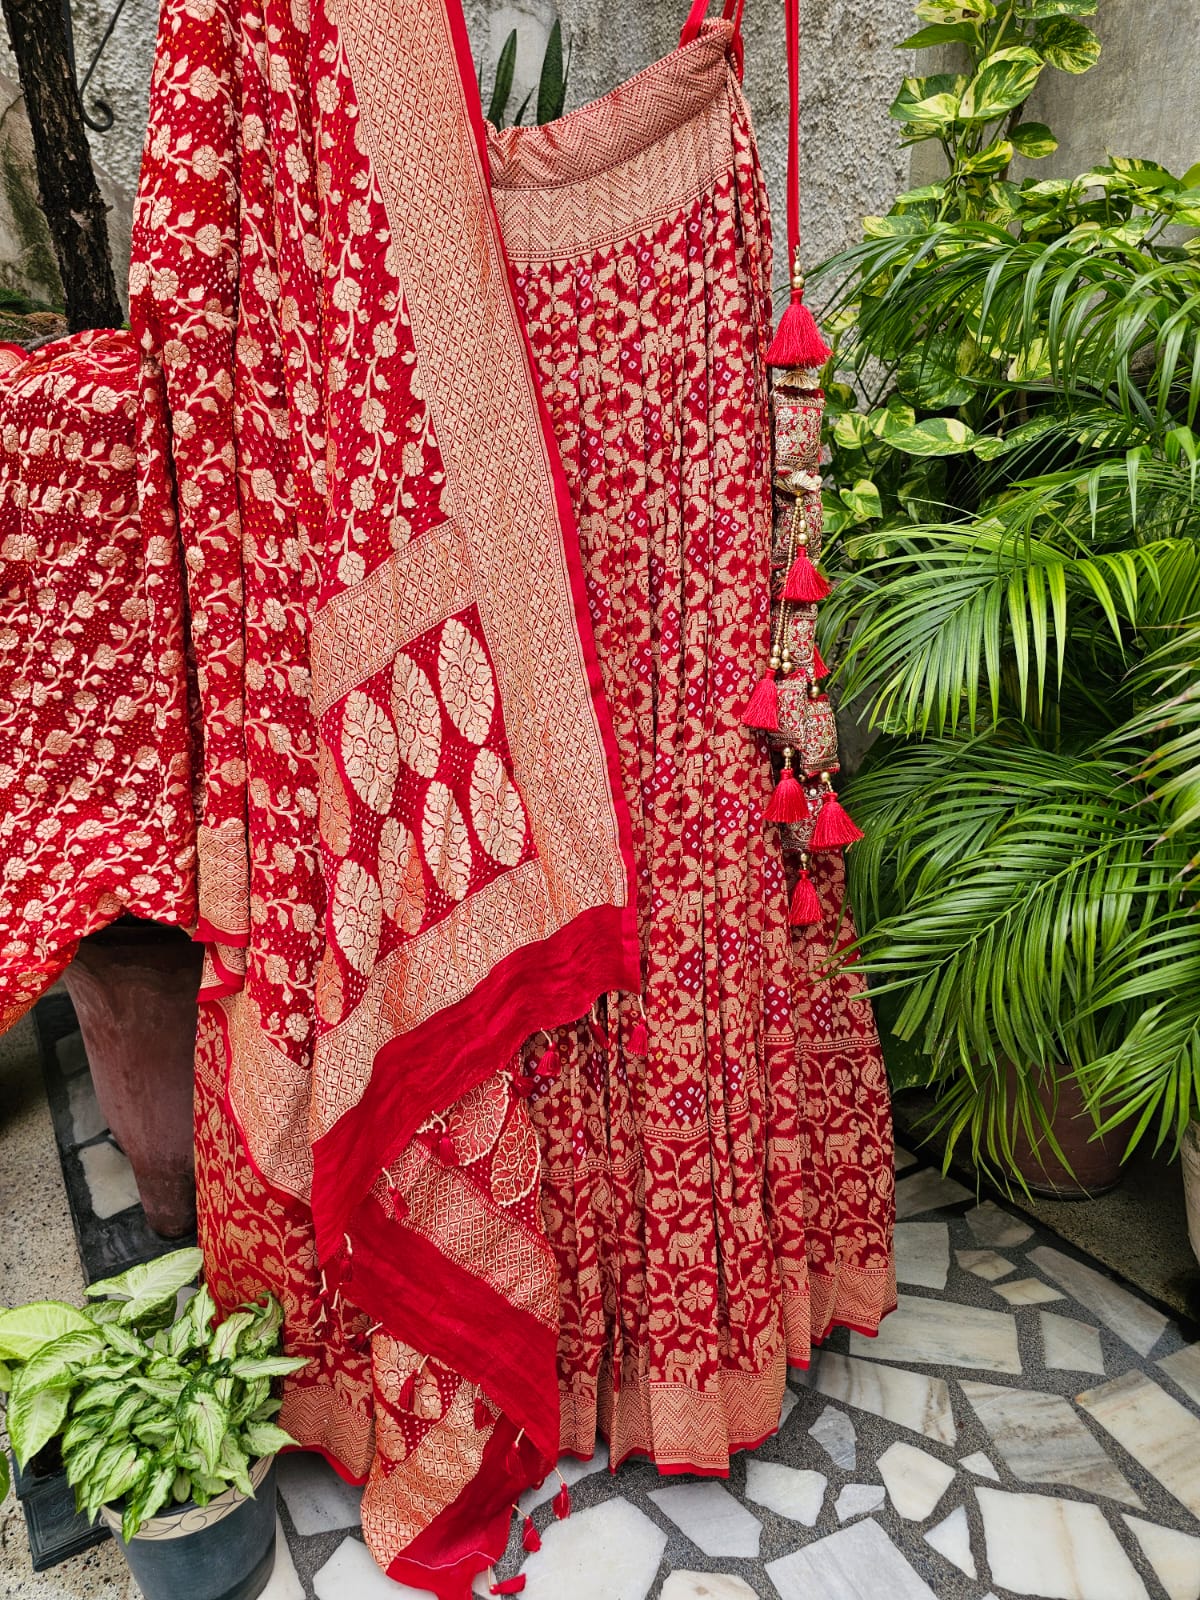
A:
[98,1456,277,1600]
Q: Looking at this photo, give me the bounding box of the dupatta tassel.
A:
[811,774,864,850]
[522,1516,541,1553]
[766,292,831,370]
[437,1132,459,1166]
[782,546,831,603]
[765,749,810,825]
[536,1038,561,1080]
[628,1017,649,1055]
[741,667,780,731]
[811,639,829,680]
[510,1071,536,1099]
[552,1480,572,1520]
[789,856,822,927]
[491,1580,527,1596]
[474,1395,492,1430]
[505,1429,526,1475]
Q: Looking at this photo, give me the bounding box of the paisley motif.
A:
[331,856,382,976]
[489,1108,540,1208]
[391,652,442,778]
[378,817,426,935]
[444,1075,508,1165]
[421,780,471,903]
[468,747,527,867]
[438,616,494,745]
[341,689,398,814]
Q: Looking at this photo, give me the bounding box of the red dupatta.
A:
[130,0,638,1590]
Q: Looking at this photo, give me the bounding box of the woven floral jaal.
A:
[129,0,638,1591]
[0,331,195,1032]
[489,8,896,1475]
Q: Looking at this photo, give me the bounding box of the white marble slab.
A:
[648,1482,761,1558]
[660,1576,758,1600]
[959,1451,999,1480]
[813,1353,957,1446]
[1041,1311,1106,1375]
[261,1520,304,1600]
[67,1073,107,1145]
[809,1403,857,1468]
[779,1388,798,1430]
[1078,1370,1200,1519]
[895,1144,918,1171]
[957,1248,1014,1282]
[925,1506,976,1578]
[993,1276,1064,1306]
[765,1517,939,1600]
[965,1201,1033,1248]
[519,1443,610,1514]
[848,1293,1021,1374]
[744,1461,825,1526]
[877,1440,954,1520]
[834,1483,885,1522]
[277,1454,364,1536]
[1029,1246,1170,1356]
[517,1498,668,1600]
[976,1487,1149,1600]
[960,1379,1140,1506]
[1122,1515,1200,1600]
[895,1169,972,1219]
[1157,1342,1200,1410]
[314,1537,435,1599]
[896,1223,951,1291]
[79,1138,140,1220]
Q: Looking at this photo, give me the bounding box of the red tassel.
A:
[811,641,829,680]
[522,1517,541,1553]
[505,1436,524,1474]
[590,1016,611,1052]
[536,1043,560,1080]
[766,296,831,370]
[510,1072,535,1099]
[437,1133,459,1165]
[811,790,864,850]
[491,1579,527,1595]
[397,1371,417,1409]
[789,869,822,927]
[552,1483,571,1520]
[782,550,831,603]
[765,766,810,825]
[628,1019,649,1055]
[386,1182,408,1222]
[740,668,780,731]
[474,1396,492,1430]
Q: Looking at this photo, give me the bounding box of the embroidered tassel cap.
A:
[765,747,810,825]
[811,771,864,850]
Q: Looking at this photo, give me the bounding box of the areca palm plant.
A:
[812,0,1200,1180]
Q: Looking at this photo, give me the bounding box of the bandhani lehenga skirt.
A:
[489,17,896,1475]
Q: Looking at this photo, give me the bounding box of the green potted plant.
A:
[810,0,1200,1202]
[0,1249,307,1600]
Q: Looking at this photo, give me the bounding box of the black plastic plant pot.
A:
[100,1457,277,1600]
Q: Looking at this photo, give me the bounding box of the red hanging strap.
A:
[767,0,831,367]
[680,0,746,72]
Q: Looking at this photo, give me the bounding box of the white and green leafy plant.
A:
[0,1250,307,1542]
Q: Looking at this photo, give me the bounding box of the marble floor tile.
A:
[779,1388,798,1429]
[813,1353,957,1446]
[808,1403,857,1468]
[1040,1311,1106,1376]
[848,1293,1021,1375]
[895,1144,918,1171]
[960,1379,1140,1506]
[260,1520,304,1600]
[1121,1515,1200,1600]
[965,1201,1033,1248]
[895,1169,972,1219]
[743,1462,826,1526]
[314,1537,435,1598]
[277,1454,365,1536]
[877,1440,955,1520]
[957,1248,1014,1282]
[1078,1370,1200,1519]
[66,1074,106,1145]
[925,1506,976,1579]
[648,1482,762,1558]
[660,1576,758,1600]
[765,1517,939,1600]
[896,1222,951,1291]
[519,1443,610,1514]
[834,1483,886,1522]
[976,1487,1149,1600]
[517,1498,668,1600]
[993,1276,1064,1307]
[959,1450,999,1480]
[1030,1246,1170,1356]
[78,1138,140,1219]
[1157,1342,1200,1410]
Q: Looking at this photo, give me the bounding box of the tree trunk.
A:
[0,0,122,331]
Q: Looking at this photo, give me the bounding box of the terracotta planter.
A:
[62,920,202,1238]
[1183,1122,1200,1268]
[1006,1067,1128,1198]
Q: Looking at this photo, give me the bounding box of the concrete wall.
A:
[0,0,1193,307]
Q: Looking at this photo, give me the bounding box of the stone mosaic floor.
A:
[253,1149,1200,1600]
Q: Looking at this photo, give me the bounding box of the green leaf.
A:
[180,1390,228,1477]
[960,48,1043,121]
[228,1355,309,1382]
[899,21,978,47]
[1010,122,1058,159]
[0,1450,8,1504]
[841,479,883,523]
[1035,16,1101,72]
[961,140,1014,175]
[536,18,567,126]
[1016,0,1096,15]
[863,213,927,239]
[486,29,517,127]
[239,1421,295,1459]
[14,1330,104,1396]
[209,1310,256,1364]
[6,1382,69,1467]
[83,1440,141,1519]
[883,417,977,457]
[122,1460,175,1544]
[87,1251,202,1321]
[219,1435,255,1499]
[833,411,875,451]
[917,0,995,18]
[890,74,965,129]
[0,1303,95,1364]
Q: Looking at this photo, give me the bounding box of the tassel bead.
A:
[782,549,831,604]
[765,750,810,825]
[522,1517,541,1553]
[741,668,780,731]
